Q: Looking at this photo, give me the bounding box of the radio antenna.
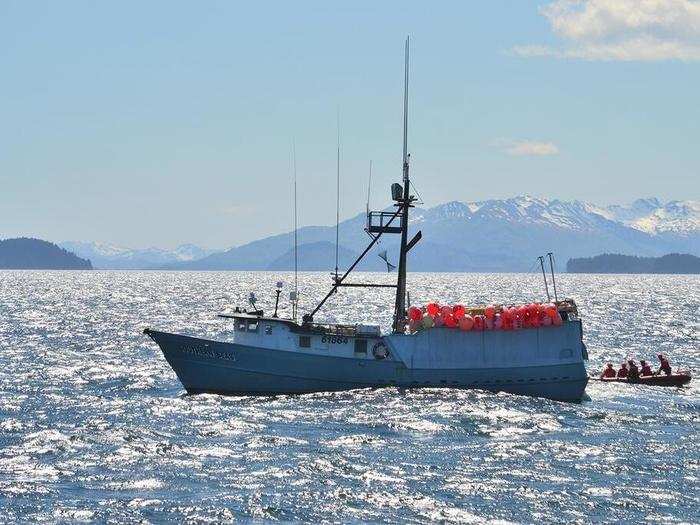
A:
[366,160,372,218]
[292,140,299,320]
[335,107,341,281]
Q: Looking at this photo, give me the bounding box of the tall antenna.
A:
[292,141,299,321]
[538,255,551,301]
[402,38,409,183]
[335,107,340,281]
[366,160,372,217]
[547,252,558,302]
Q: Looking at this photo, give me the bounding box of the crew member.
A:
[627,360,640,382]
[640,360,653,376]
[617,362,628,378]
[657,354,672,376]
[600,363,617,379]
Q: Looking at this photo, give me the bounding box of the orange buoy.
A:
[459,315,474,331]
[408,306,422,322]
[553,312,563,326]
[440,305,453,317]
[453,304,466,319]
[443,313,457,328]
[473,315,485,331]
[427,303,440,317]
[485,305,496,320]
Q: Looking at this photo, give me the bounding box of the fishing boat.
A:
[598,373,692,387]
[144,38,590,402]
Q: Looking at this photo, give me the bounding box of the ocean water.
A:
[0,270,698,523]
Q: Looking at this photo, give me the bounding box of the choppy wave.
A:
[0,270,698,523]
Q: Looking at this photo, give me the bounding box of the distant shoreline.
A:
[0,238,92,270]
[567,253,699,274]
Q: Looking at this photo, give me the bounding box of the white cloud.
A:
[495,139,559,156]
[513,0,700,61]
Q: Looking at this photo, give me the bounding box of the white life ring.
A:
[372,341,390,360]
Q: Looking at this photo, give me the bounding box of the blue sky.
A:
[2,0,699,248]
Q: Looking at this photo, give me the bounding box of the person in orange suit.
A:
[600,363,617,379]
[656,354,672,376]
[617,362,628,378]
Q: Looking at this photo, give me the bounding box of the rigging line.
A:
[335,107,340,280]
[409,180,424,205]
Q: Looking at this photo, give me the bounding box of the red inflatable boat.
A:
[599,373,692,387]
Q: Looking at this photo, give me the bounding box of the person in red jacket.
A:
[600,363,617,379]
[657,354,672,376]
[640,360,653,376]
[617,362,628,378]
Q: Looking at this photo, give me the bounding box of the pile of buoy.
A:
[406,302,563,333]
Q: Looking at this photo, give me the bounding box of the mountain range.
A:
[59,242,217,270]
[61,196,699,272]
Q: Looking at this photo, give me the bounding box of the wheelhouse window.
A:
[354,339,368,355]
[299,335,311,348]
[236,318,259,333]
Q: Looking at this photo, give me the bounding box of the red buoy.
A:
[459,315,474,331]
[408,306,422,322]
[443,313,457,328]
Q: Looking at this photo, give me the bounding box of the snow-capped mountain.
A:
[168,195,698,272]
[415,196,699,236]
[59,241,219,269]
[600,198,700,235]
[62,196,698,272]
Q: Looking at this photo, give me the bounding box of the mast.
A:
[304,37,418,326]
[392,36,411,334]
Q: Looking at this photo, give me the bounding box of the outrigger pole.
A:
[538,255,551,302]
[547,252,559,302]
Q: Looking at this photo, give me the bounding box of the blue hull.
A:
[146,329,588,402]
